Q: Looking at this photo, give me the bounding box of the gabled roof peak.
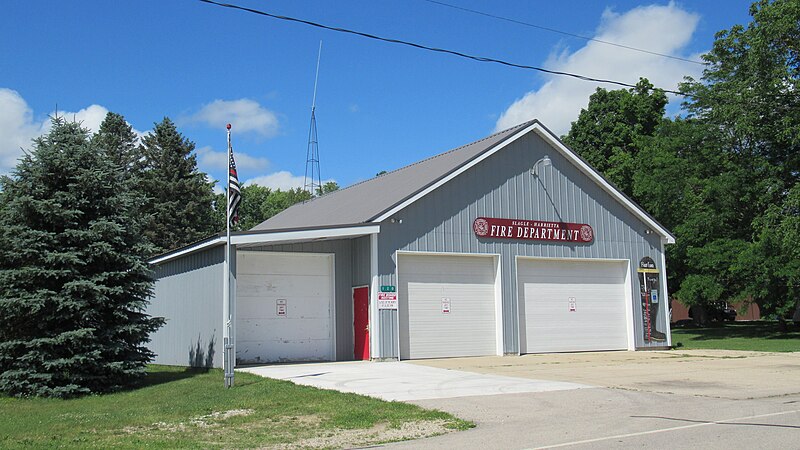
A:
[252,120,537,231]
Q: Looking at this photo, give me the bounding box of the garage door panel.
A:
[238,318,331,341]
[236,338,331,363]
[237,274,332,297]
[237,297,331,320]
[528,261,626,278]
[520,259,629,353]
[236,252,334,364]
[237,253,331,276]
[399,254,497,360]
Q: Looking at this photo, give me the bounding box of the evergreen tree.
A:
[92,112,141,178]
[139,118,216,254]
[0,118,163,398]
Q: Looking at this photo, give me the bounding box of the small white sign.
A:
[569,297,576,312]
[378,292,398,310]
[442,297,451,314]
[276,299,287,316]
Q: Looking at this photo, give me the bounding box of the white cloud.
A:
[245,171,306,190]
[182,99,279,138]
[195,146,271,175]
[0,88,46,173]
[245,171,336,191]
[495,3,705,135]
[0,89,147,174]
[51,104,109,135]
[52,105,146,141]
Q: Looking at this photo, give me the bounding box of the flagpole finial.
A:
[226,123,231,130]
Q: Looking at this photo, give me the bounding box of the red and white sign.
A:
[473,217,593,243]
[378,292,398,310]
[441,297,451,314]
[569,297,576,312]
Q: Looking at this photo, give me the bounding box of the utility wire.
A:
[423,0,707,66]
[198,0,688,96]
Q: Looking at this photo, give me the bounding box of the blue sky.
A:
[1,1,752,191]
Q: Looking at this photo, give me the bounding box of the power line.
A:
[422,0,707,66]
[198,0,688,97]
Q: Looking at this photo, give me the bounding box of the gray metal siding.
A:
[148,245,226,368]
[352,236,371,287]
[244,239,356,360]
[377,132,667,355]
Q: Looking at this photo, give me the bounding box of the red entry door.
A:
[353,287,370,360]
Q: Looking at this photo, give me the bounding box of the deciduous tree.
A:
[563,78,667,196]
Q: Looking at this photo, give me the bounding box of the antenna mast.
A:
[304,41,323,196]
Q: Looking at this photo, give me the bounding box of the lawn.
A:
[671,321,800,352]
[0,366,471,449]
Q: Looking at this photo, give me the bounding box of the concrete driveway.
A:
[240,360,588,401]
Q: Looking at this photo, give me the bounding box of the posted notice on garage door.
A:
[378,292,398,309]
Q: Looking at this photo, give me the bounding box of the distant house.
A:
[147,120,674,368]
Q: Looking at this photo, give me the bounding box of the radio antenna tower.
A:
[304,41,323,196]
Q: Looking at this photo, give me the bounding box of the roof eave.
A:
[149,223,380,265]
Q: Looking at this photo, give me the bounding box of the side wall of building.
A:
[148,245,226,368]
[376,131,668,357]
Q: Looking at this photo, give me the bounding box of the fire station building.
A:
[147,119,674,367]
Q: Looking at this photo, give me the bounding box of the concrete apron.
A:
[239,361,589,401]
[409,349,800,400]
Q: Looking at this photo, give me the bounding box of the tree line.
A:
[563,0,798,322]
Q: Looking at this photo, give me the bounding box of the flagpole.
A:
[223,123,234,388]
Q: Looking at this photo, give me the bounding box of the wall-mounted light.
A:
[531,155,552,177]
[645,229,653,235]
[390,217,403,224]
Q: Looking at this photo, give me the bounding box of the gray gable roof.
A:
[252,120,537,231]
[251,119,675,244]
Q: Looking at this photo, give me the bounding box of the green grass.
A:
[671,321,800,352]
[0,366,472,449]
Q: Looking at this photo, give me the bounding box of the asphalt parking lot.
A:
[390,350,800,449]
[244,350,800,449]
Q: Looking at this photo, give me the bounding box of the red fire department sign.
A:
[472,217,594,243]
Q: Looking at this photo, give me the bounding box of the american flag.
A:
[228,146,241,226]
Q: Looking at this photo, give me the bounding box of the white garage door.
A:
[519,258,629,353]
[236,251,334,364]
[398,254,497,360]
